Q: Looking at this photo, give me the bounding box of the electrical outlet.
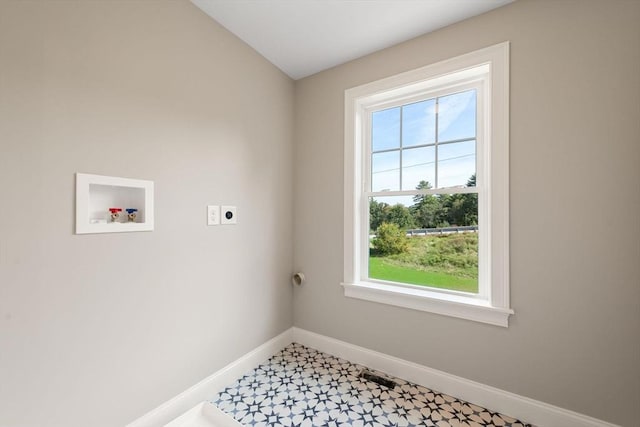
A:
[207,205,220,226]
[221,206,237,225]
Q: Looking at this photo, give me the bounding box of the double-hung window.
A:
[343,43,512,327]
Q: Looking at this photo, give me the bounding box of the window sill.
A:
[341,281,513,327]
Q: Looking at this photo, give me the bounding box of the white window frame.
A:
[342,42,512,327]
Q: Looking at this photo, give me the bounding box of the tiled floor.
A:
[212,343,531,427]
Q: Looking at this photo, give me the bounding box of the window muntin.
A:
[369,88,478,192]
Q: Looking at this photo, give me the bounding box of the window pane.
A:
[368,195,478,294]
[437,140,476,188]
[372,107,400,151]
[437,90,476,142]
[372,151,399,192]
[402,99,435,147]
[402,146,435,191]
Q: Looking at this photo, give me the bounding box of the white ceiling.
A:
[191,0,513,80]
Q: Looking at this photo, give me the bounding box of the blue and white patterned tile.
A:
[211,343,531,427]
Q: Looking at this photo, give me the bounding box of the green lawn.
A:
[369,257,477,292]
[369,233,478,293]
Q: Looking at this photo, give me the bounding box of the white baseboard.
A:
[292,327,619,427]
[127,326,619,427]
[126,328,293,427]
[164,402,241,427]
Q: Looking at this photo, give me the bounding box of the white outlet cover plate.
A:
[221,206,237,225]
[207,205,220,226]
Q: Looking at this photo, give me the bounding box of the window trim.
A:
[343,42,512,327]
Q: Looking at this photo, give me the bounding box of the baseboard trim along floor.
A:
[290,328,618,427]
[126,329,293,427]
[127,327,619,427]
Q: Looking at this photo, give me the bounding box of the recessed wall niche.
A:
[75,173,154,234]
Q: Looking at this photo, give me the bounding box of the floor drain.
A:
[358,369,397,389]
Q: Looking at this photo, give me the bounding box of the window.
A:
[343,43,512,327]
[369,88,479,293]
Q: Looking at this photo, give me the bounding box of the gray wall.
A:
[292,0,640,426]
[0,1,294,426]
[1,0,639,426]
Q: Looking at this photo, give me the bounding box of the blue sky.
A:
[371,89,476,204]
